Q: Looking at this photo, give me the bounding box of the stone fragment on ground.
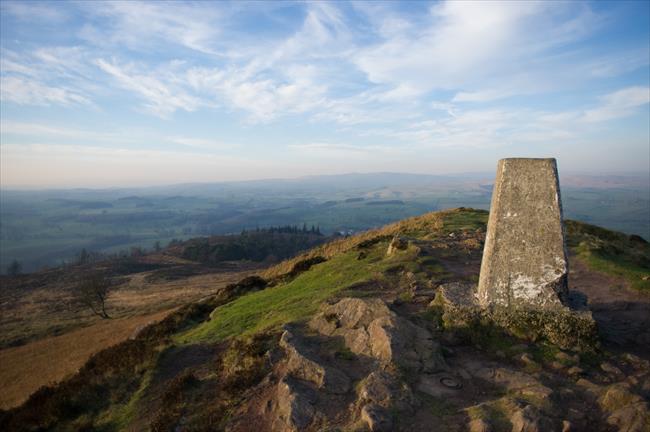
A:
[510,404,555,432]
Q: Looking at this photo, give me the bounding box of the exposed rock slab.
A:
[310,297,445,372]
[279,328,350,394]
[273,376,318,432]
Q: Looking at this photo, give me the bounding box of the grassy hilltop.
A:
[1,208,649,431]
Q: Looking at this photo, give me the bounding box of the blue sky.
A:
[1,0,648,188]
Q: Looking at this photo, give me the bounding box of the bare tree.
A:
[75,273,112,319]
[6,259,22,276]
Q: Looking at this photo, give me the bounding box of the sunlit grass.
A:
[177,245,402,344]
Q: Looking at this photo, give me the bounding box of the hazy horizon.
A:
[1,169,649,191]
[1,1,649,188]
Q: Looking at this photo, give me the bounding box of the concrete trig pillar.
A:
[478,158,569,309]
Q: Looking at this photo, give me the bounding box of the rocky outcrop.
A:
[358,370,415,412]
[310,297,445,372]
[598,382,650,432]
[272,376,318,432]
[279,328,350,394]
[510,404,554,432]
[360,403,393,432]
[432,282,598,351]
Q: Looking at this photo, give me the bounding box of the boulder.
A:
[361,403,393,432]
[279,329,350,394]
[358,370,415,411]
[510,405,554,432]
[310,298,445,372]
[273,376,317,432]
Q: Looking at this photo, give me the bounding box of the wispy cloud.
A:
[582,86,650,122]
[78,1,223,54]
[1,1,68,23]
[95,59,205,117]
[0,76,90,106]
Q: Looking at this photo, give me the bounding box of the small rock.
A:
[550,361,565,370]
[622,353,650,373]
[601,362,625,380]
[562,420,572,432]
[605,402,650,432]
[510,405,543,432]
[567,366,584,376]
[566,408,585,422]
[576,378,602,398]
[555,351,575,364]
[469,418,492,432]
[519,353,538,367]
[361,403,393,432]
[598,382,643,412]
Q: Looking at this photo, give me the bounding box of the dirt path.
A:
[0,309,174,410]
[569,256,650,358]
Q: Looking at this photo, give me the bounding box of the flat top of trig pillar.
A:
[498,157,557,163]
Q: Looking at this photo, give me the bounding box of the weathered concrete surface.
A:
[478,158,569,309]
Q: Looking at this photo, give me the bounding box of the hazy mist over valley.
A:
[2,172,648,273]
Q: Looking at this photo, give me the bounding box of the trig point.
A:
[478,158,569,309]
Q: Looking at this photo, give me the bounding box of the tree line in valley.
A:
[180,225,325,264]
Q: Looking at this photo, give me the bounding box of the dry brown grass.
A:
[0,309,172,410]
[0,264,262,410]
[0,266,260,349]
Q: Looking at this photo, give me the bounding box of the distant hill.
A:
[1,172,648,273]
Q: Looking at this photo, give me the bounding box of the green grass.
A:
[566,220,650,292]
[441,208,488,233]
[177,244,402,344]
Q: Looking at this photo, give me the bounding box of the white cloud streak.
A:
[0,76,90,106]
[95,59,204,117]
[582,86,650,122]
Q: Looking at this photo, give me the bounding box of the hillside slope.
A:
[1,208,649,432]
